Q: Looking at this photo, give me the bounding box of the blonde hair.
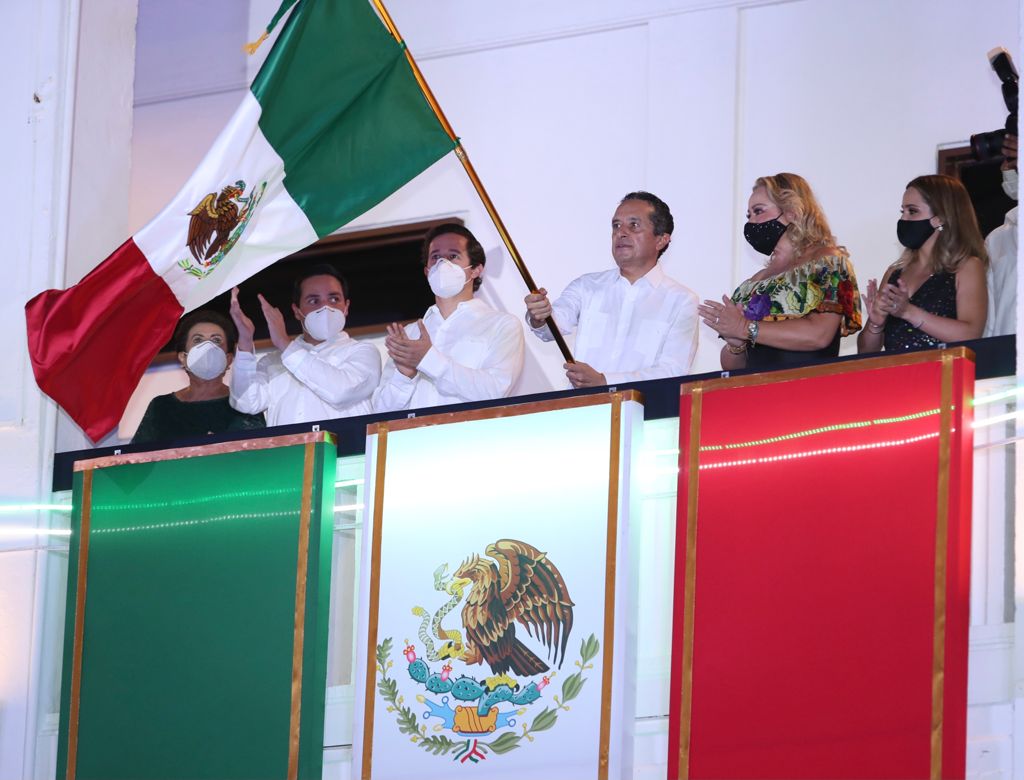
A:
[755,172,844,259]
[900,174,988,273]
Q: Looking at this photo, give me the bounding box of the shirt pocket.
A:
[635,319,671,364]
[576,310,609,357]
[449,338,489,368]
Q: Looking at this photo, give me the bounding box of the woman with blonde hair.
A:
[700,172,862,369]
[858,174,987,353]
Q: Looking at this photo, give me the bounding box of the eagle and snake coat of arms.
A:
[177,179,266,279]
[375,538,600,765]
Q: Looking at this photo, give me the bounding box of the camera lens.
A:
[972,129,1007,160]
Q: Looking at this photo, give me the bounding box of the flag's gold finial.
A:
[243,30,269,56]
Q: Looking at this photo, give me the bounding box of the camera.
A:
[970,47,1018,160]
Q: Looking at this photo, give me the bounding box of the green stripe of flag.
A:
[251,0,457,237]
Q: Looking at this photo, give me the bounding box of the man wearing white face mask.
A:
[984,132,1018,337]
[132,310,265,444]
[229,265,381,425]
[372,223,524,412]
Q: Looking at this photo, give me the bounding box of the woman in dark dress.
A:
[858,174,987,353]
[699,173,862,370]
[132,310,265,444]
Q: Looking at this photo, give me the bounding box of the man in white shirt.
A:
[524,191,698,387]
[229,265,381,425]
[373,223,524,412]
[985,133,1018,337]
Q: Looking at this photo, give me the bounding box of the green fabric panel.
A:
[55,441,335,780]
[250,0,456,238]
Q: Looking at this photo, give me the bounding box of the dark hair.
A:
[173,309,237,353]
[420,223,486,292]
[621,191,674,257]
[292,263,350,306]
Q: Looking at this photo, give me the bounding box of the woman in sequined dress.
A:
[858,175,987,353]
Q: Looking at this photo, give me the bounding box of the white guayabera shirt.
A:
[230,332,381,426]
[373,298,525,412]
[530,262,699,385]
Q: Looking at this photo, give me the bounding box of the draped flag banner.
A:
[354,394,642,779]
[25,0,456,441]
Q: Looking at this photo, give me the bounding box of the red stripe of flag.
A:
[25,238,184,441]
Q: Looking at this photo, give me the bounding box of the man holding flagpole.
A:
[228,265,380,425]
[524,191,698,388]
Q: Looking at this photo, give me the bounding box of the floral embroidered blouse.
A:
[730,253,862,336]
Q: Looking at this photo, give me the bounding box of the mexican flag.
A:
[25,0,456,441]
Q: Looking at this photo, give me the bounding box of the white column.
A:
[0,1,136,778]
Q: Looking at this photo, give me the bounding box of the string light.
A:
[91,487,300,513]
[973,411,1022,430]
[334,503,364,513]
[700,431,941,470]
[700,409,940,452]
[91,509,299,535]
[973,386,1024,407]
[0,503,72,513]
[0,527,72,539]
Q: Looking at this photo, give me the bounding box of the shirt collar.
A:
[617,262,665,289]
[298,331,352,349]
[425,297,483,322]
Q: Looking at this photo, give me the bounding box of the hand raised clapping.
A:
[698,296,749,341]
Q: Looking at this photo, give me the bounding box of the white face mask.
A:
[185,340,228,381]
[1002,168,1018,201]
[302,305,346,342]
[428,259,471,299]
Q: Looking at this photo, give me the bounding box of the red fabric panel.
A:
[25,238,183,441]
[669,355,973,780]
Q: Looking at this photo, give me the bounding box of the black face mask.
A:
[897,219,936,249]
[744,218,788,255]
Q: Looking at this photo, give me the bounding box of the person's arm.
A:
[525,278,583,341]
[719,342,748,370]
[280,340,382,406]
[131,397,163,444]
[754,312,842,350]
[857,268,896,353]
[372,356,418,412]
[229,349,272,414]
[418,315,525,401]
[701,297,840,356]
[603,291,699,383]
[895,257,987,342]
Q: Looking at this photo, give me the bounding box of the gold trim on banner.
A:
[287,443,316,780]
[930,353,954,779]
[681,346,974,396]
[677,386,703,780]
[73,431,334,471]
[361,426,390,780]
[597,394,622,780]
[366,390,644,436]
[66,469,94,780]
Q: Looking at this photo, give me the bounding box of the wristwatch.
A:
[747,320,759,346]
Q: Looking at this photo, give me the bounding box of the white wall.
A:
[0,0,138,778]
[240,0,1018,400]
[1,1,1018,778]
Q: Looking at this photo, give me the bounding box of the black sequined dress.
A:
[882,267,956,351]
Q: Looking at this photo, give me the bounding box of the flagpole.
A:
[369,0,575,365]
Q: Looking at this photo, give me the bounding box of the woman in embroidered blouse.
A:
[857,174,987,354]
[699,173,862,370]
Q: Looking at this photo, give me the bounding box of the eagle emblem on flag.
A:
[177,179,266,279]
